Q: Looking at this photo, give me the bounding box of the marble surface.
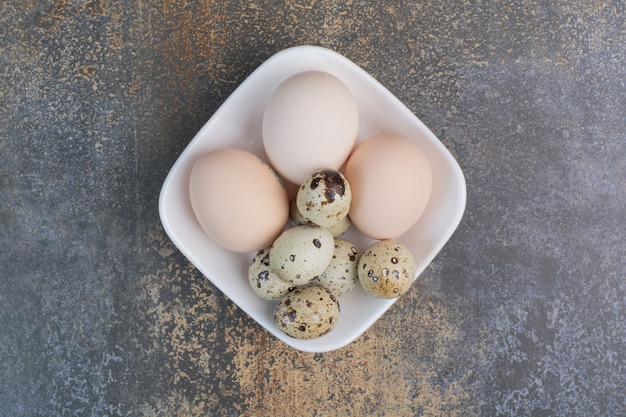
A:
[1,1,625,416]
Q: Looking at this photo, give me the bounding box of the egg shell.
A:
[289,199,351,237]
[358,240,416,299]
[274,285,340,340]
[248,248,295,301]
[262,71,359,185]
[314,238,361,297]
[189,147,289,253]
[344,133,433,240]
[327,214,352,237]
[296,169,352,229]
[269,225,334,286]
[289,198,315,227]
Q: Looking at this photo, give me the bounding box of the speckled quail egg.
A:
[270,225,334,286]
[296,169,352,229]
[289,198,351,237]
[248,248,295,301]
[314,239,361,297]
[274,285,340,339]
[327,214,351,237]
[358,240,416,299]
[289,198,315,227]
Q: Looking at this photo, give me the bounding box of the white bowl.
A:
[158,45,466,353]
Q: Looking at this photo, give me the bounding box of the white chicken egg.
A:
[262,71,359,185]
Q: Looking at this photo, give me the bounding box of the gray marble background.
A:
[1,1,625,416]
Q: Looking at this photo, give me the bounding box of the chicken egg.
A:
[344,133,432,240]
[189,147,289,253]
[262,71,359,185]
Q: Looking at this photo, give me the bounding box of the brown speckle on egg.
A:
[287,310,297,322]
[318,169,346,204]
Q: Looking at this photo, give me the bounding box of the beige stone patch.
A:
[232,280,485,416]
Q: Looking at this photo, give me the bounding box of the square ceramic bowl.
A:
[159,45,466,353]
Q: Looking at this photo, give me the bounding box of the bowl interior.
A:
[159,45,466,353]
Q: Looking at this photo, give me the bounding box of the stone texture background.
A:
[1,1,625,416]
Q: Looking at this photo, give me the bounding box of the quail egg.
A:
[270,225,334,285]
[274,285,340,339]
[289,198,351,237]
[248,248,295,301]
[296,169,352,229]
[358,240,416,299]
[314,239,361,297]
[326,214,351,237]
[289,198,315,227]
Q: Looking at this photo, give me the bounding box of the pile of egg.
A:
[189,71,433,340]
